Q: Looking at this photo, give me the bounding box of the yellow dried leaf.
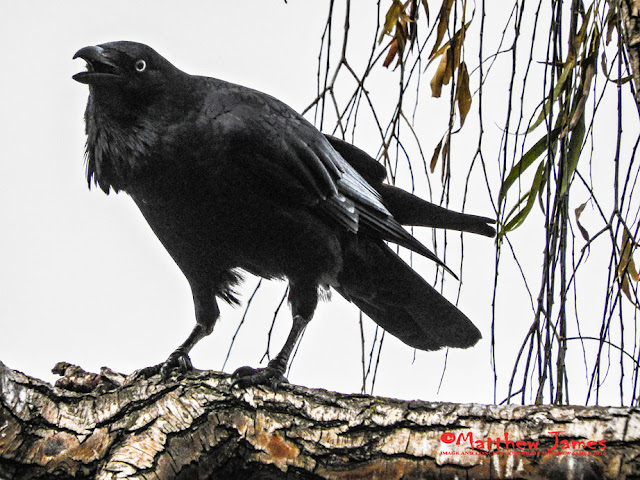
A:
[429,21,469,64]
[430,46,452,97]
[380,0,404,42]
[620,274,640,309]
[421,0,430,23]
[456,61,472,126]
[430,138,443,173]
[381,2,413,68]
[619,229,640,282]
[430,0,454,59]
[621,275,634,306]
[574,201,590,242]
[630,260,640,283]
[441,135,450,182]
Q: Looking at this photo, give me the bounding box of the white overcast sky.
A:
[0,1,633,405]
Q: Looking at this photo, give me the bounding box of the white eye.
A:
[135,59,146,72]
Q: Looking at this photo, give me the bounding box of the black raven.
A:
[73,41,495,387]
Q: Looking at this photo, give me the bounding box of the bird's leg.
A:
[233,314,311,388]
[266,314,309,373]
[233,282,317,388]
[134,287,219,380]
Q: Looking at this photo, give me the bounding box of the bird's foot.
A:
[231,365,288,390]
[131,349,193,381]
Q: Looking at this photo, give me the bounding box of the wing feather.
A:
[211,82,454,275]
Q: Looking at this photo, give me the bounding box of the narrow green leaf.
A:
[537,159,548,215]
[503,190,531,226]
[500,161,547,235]
[499,127,561,202]
[527,59,575,133]
[560,112,585,196]
[573,2,593,49]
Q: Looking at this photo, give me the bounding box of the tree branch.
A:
[1,361,640,479]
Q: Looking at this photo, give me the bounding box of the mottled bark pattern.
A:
[621,0,640,108]
[0,361,639,479]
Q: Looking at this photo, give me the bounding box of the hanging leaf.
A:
[526,59,575,133]
[380,0,415,68]
[383,39,401,68]
[620,275,640,309]
[600,53,633,84]
[568,2,593,61]
[499,127,561,202]
[619,227,640,308]
[604,5,617,46]
[409,0,418,44]
[421,0,430,24]
[537,160,548,216]
[619,229,640,282]
[574,201,590,242]
[503,190,532,227]
[428,20,470,63]
[430,137,443,173]
[557,26,596,195]
[429,0,455,59]
[500,161,547,235]
[430,46,453,97]
[618,256,640,309]
[441,135,450,182]
[455,61,472,126]
[566,61,596,133]
[560,112,585,196]
[427,18,470,98]
[380,0,405,42]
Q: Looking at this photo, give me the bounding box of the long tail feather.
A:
[380,184,496,237]
[337,240,481,351]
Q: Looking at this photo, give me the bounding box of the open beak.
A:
[73,45,122,85]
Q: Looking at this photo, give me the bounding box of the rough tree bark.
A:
[621,0,640,109]
[0,361,639,480]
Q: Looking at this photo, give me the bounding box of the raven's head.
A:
[73,42,188,194]
[73,41,184,97]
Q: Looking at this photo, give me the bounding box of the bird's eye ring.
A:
[135,59,147,72]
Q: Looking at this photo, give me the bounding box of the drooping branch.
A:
[0,361,639,479]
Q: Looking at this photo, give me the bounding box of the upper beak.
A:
[73,45,122,85]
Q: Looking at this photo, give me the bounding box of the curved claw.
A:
[129,350,193,382]
[159,351,192,379]
[231,365,288,390]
